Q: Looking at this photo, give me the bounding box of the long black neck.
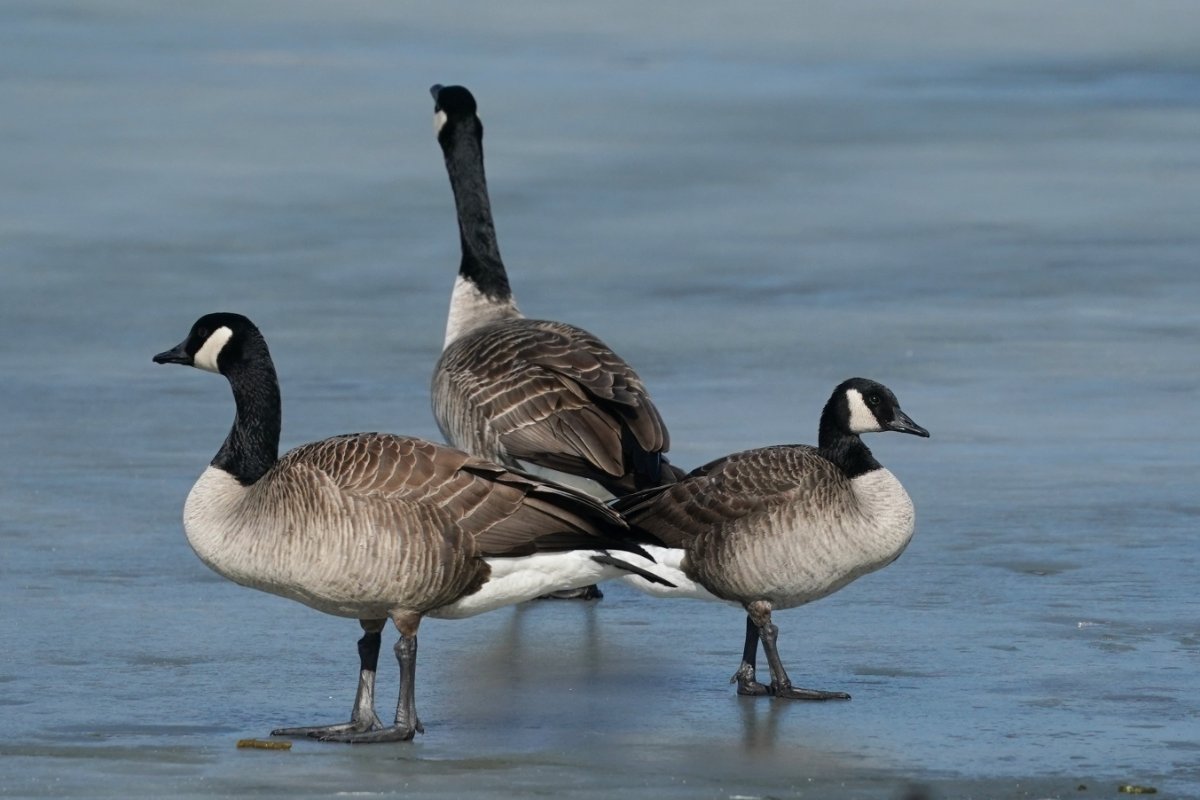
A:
[817,398,881,480]
[212,337,281,486]
[440,121,512,301]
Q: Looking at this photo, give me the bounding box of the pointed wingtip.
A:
[591,553,676,588]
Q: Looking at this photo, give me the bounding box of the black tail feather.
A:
[591,552,676,588]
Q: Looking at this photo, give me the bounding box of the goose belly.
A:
[182,467,480,619]
[693,471,915,610]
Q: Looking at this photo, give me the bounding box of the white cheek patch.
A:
[845,388,882,434]
[193,326,233,373]
[434,110,448,135]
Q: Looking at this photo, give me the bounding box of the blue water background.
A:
[1,2,1198,797]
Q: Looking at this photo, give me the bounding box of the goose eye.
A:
[195,328,208,341]
[867,394,881,407]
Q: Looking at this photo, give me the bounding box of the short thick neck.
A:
[213,343,281,486]
[817,403,881,480]
[440,126,512,302]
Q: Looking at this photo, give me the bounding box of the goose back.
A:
[434,317,672,493]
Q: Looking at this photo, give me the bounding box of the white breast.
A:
[182,467,397,619]
[183,467,258,583]
[767,467,915,609]
[849,468,916,552]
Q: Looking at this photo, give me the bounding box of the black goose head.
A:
[152,312,263,375]
[431,83,481,146]
[829,377,929,438]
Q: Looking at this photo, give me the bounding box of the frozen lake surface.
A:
[2,2,1198,798]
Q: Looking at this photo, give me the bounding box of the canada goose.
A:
[152,312,670,743]
[612,378,929,700]
[429,84,681,501]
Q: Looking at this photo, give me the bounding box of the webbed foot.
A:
[271,708,385,738]
[770,681,850,701]
[311,719,423,744]
[730,662,771,696]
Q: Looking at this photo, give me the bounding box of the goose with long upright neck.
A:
[153,312,671,743]
[429,84,680,507]
[611,378,929,700]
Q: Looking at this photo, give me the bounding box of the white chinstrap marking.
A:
[193,326,233,373]
[433,109,447,135]
[845,388,881,434]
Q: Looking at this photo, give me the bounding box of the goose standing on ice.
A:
[612,378,929,700]
[153,312,670,743]
[429,83,682,599]
[428,84,680,501]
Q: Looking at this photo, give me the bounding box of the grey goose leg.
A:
[272,619,387,739]
[747,601,851,701]
[730,614,770,695]
[317,614,425,743]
